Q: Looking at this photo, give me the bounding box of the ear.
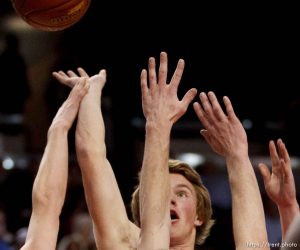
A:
[194,217,203,227]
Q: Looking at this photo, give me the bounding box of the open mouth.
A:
[170,210,179,221]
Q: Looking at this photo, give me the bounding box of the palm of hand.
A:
[266,171,296,207]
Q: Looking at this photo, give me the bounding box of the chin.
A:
[170,226,178,240]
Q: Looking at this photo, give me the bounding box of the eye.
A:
[176,191,188,198]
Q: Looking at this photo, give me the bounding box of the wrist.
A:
[145,120,172,133]
[278,200,299,213]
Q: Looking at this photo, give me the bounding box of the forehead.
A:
[170,173,195,191]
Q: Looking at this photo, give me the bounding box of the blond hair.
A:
[131,159,215,245]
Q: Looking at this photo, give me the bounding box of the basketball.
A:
[10,0,91,31]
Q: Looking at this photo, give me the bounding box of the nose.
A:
[170,193,176,205]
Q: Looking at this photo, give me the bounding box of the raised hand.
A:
[193,91,269,249]
[141,51,197,128]
[193,91,248,160]
[259,139,299,237]
[259,139,296,207]
[52,67,106,92]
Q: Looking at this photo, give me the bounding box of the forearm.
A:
[281,214,300,249]
[75,85,132,246]
[22,127,69,250]
[75,86,117,212]
[76,87,106,158]
[227,156,269,250]
[278,202,300,238]
[75,88,118,219]
[138,121,171,247]
[32,127,69,214]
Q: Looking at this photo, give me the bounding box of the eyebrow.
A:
[174,184,193,193]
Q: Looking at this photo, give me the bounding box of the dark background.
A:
[1,1,300,146]
[0,1,299,249]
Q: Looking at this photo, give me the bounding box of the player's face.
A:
[169,173,202,245]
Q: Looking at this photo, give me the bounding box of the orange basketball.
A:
[11,0,91,31]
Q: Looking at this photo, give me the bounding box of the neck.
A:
[170,228,196,250]
[170,239,195,250]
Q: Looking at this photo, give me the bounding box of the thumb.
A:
[200,129,209,141]
[181,88,197,108]
[258,163,271,184]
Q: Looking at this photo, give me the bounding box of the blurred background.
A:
[0,1,299,249]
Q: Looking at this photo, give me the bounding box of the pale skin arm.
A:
[21,78,89,250]
[52,68,139,249]
[193,92,269,250]
[258,139,299,238]
[281,213,300,250]
[138,51,197,249]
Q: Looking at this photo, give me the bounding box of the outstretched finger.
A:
[140,69,149,97]
[277,139,293,180]
[67,70,78,77]
[269,140,280,171]
[158,51,168,86]
[207,91,226,121]
[52,71,72,88]
[199,92,216,124]
[169,58,185,92]
[77,67,89,77]
[148,56,157,89]
[277,139,290,164]
[193,101,210,130]
[53,70,68,78]
[223,96,237,120]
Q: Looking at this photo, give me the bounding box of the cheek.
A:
[181,199,198,220]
